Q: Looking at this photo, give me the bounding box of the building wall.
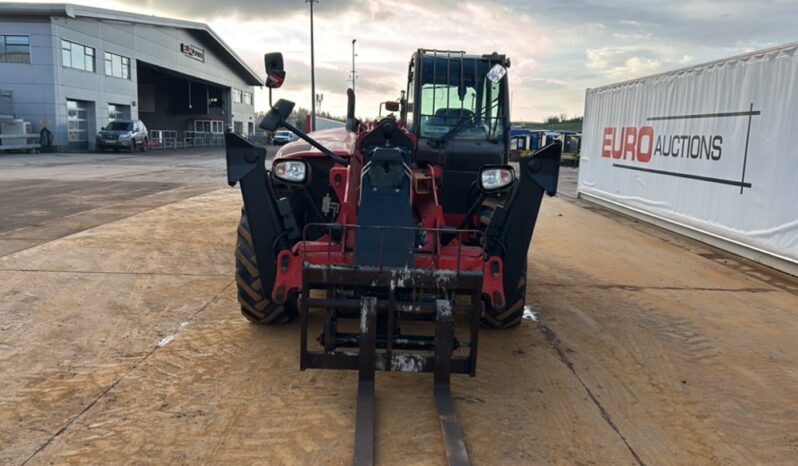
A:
[0,17,58,133]
[0,14,257,150]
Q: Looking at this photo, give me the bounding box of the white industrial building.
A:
[0,3,261,151]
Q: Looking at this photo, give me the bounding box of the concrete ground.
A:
[1,155,797,465]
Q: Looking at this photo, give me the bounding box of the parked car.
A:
[96,120,148,152]
[271,129,297,145]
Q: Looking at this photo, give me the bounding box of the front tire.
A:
[235,211,297,324]
[482,264,527,328]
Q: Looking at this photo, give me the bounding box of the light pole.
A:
[306,0,318,132]
[351,39,357,94]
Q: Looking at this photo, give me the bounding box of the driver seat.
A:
[429,108,475,127]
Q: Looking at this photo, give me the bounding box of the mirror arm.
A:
[281,120,350,166]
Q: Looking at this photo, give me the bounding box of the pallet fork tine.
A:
[354,297,377,466]
[434,299,471,466]
[350,296,472,466]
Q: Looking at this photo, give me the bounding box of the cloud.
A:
[23,0,798,120]
[127,0,360,22]
[586,46,693,79]
[208,0,552,119]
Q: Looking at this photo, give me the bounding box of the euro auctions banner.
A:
[578,43,798,267]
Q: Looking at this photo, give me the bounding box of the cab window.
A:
[417,55,505,142]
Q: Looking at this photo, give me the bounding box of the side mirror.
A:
[486,64,507,83]
[264,52,285,89]
[260,99,295,132]
[272,158,309,186]
[479,165,515,193]
[384,101,400,112]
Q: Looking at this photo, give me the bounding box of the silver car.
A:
[96,120,149,152]
[272,129,297,145]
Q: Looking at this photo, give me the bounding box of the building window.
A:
[194,120,224,134]
[66,99,89,148]
[61,39,95,72]
[232,89,242,103]
[108,103,130,121]
[0,35,31,64]
[104,52,130,79]
[242,91,253,106]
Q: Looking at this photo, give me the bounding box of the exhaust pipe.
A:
[345,88,358,132]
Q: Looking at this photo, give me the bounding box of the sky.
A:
[29,0,798,120]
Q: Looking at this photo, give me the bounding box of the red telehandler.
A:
[224,49,560,465]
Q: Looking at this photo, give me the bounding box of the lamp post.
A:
[351,39,357,94]
[306,0,318,132]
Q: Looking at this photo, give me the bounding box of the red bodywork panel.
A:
[270,123,505,308]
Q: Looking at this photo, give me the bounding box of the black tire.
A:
[140,139,148,152]
[477,196,527,328]
[482,264,526,329]
[235,211,298,324]
[129,141,136,153]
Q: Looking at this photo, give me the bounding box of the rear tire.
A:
[235,211,297,324]
[477,196,527,328]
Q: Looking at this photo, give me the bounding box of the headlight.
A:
[479,166,515,192]
[119,132,132,139]
[272,159,309,185]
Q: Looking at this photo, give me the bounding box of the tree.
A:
[545,115,561,124]
[254,107,346,135]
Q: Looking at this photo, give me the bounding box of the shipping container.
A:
[578,42,798,276]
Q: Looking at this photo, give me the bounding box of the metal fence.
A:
[146,130,240,150]
[148,130,179,149]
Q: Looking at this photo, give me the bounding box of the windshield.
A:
[106,121,132,131]
[417,54,506,142]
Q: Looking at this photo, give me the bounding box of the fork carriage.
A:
[301,264,482,466]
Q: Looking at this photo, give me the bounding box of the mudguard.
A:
[225,131,291,302]
[485,141,561,304]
